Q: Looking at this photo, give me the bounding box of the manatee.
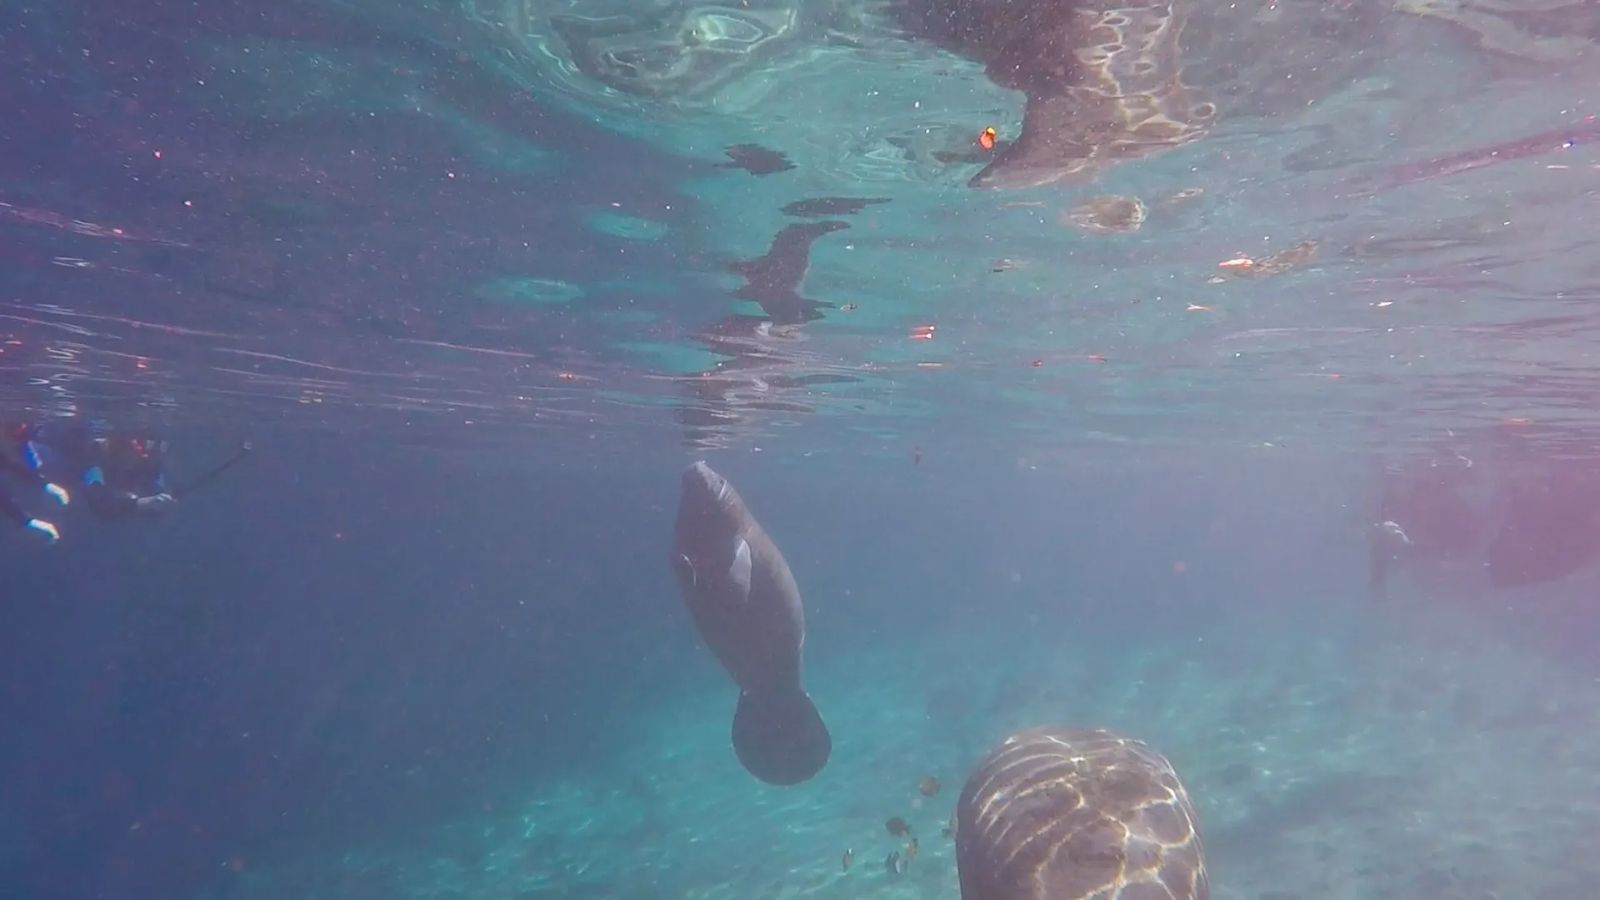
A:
[955,726,1208,900]
[1368,452,1484,600]
[889,0,1215,188]
[1486,459,1600,588]
[670,460,831,784]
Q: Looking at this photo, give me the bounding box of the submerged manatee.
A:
[956,726,1208,900]
[670,461,831,785]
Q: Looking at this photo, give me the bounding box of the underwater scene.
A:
[3,0,1600,898]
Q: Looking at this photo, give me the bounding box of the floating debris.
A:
[885,816,912,837]
[918,776,941,797]
[1208,240,1319,282]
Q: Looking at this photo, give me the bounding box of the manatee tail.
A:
[731,686,831,786]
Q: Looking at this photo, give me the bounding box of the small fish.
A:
[841,848,853,872]
[978,126,998,150]
[918,776,941,796]
[885,850,905,876]
[885,816,912,837]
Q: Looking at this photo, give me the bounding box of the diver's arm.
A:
[82,483,140,520]
[83,483,173,519]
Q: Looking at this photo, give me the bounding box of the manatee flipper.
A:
[973,93,1094,189]
[731,687,831,785]
[729,537,752,600]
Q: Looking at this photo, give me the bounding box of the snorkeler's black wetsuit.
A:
[0,431,47,528]
[0,483,29,527]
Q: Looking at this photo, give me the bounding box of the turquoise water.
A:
[2,1,1599,898]
[214,600,1600,899]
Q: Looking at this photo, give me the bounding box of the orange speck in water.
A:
[978,127,997,150]
[1217,257,1255,270]
[152,150,162,159]
[909,324,935,340]
[1503,417,1533,427]
[1172,561,1187,575]
[557,371,578,381]
[1186,303,1214,312]
[1030,358,1044,367]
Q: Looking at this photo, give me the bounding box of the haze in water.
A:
[1,1,1599,898]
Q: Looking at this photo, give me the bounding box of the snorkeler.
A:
[4,417,251,543]
[20,419,179,521]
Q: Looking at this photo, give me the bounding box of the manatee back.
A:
[955,726,1207,900]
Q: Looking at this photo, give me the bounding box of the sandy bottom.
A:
[207,595,1600,900]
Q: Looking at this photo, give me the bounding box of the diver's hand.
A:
[135,492,176,514]
[25,518,59,544]
[44,482,69,505]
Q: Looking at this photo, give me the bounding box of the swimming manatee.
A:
[670,461,830,785]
